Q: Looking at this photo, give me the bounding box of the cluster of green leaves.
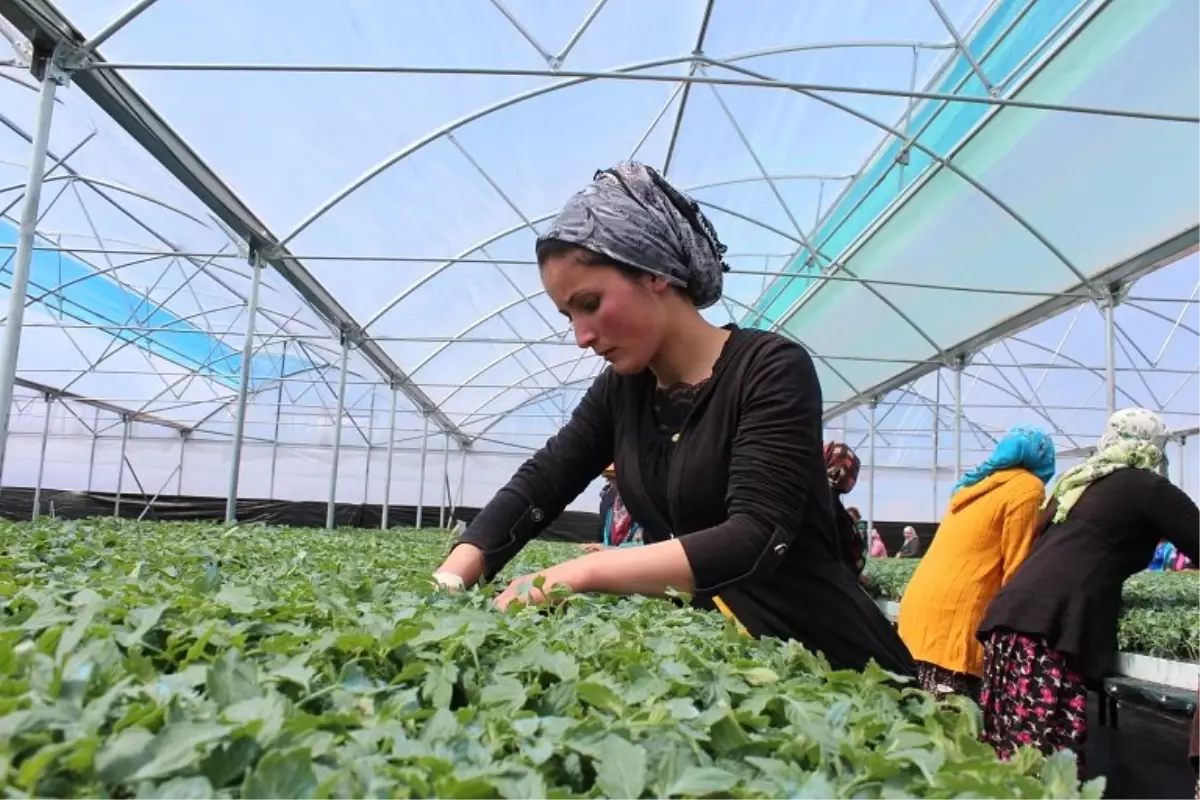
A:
[0,519,1103,799]
[862,559,1199,661]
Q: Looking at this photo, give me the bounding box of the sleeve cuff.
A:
[677,520,790,595]
[454,487,547,582]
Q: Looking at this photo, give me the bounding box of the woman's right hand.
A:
[432,543,486,590]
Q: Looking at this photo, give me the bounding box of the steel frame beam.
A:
[0,0,469,447]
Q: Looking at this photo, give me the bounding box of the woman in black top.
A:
[432,161,914,676]
[824,441,866,578]
[977,407,1199,773]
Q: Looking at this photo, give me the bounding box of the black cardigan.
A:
[979,467,1199,679]
[457,326,915,675]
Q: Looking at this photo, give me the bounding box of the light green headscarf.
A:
[1044,407,1167,524]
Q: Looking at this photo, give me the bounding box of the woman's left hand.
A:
[494,558,593,611]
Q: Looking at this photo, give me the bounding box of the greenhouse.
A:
[0,0,1195,798]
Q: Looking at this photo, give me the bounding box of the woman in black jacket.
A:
[431,161,913,676]
[977,407,1199,773]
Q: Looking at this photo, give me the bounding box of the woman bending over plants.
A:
[897,425,1055,701]
[431,161,914,677]
[977,408,1199,777]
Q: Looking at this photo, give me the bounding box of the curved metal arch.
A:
[186,361,382,431]
[459,318,872,438]
[423,283,870,422]
[1124,299,1200,339]
[43,299,246,402]
[434,329,574,411]
[693,57,1099,392]
[360,172,841,337]
[406,291,553,380]
[939,366,1083,449]
[880,380,1001,450]
[391,173,859,382]
[361,215,551,333]
[1005,334,1146,410]
[122,303,324,422]
[460,352,601,426]
[744,0,1041,317]
[710,56,1091,296]
[696,199,805,246]
[119,306,286,415]
[65,174,218,232]
[686,172,856,191]
[685,86,948,357]
[6,250,173,322]
[467,345,1026,444]
[2,173,233,273]
[279,39,968,249]
[716,293,865,400]
[473,373,599,440]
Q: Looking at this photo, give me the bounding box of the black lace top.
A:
[640,379,710,535]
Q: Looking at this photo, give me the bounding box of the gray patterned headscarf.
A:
[537,161,730,309]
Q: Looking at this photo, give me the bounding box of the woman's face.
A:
[541,250,671,375]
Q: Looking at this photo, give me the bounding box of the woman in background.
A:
[868,529,888,559]
[825,442,865,576]
[584,464,645,552]
[897,425,1055,700]
[978,408,1199,773]
[896,526,922,558]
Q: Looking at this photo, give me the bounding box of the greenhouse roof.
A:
[0,0,1196,479]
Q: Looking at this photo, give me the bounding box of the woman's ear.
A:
[642,274,676,297]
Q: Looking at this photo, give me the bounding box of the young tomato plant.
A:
[0,519,1106,799]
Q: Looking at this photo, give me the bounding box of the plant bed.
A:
[0,519,1104,799]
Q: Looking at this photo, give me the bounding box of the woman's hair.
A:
[846,506,861,521]
[536,237,686,295]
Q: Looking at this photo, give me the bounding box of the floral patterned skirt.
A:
[979,629,1088,774]
[916,660,981,702]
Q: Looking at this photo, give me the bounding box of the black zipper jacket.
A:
[456,326,914,675]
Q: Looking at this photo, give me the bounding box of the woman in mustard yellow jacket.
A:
[897,425,1056,700]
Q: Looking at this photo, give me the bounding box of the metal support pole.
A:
[457,448,467,508]
[86,407,99,492]
[326,335,350,530]
[114,415,129,518]
[363,391,376,503]
[0,64,61,485]
[268,340,287,499]
[953,358,964,479]
[176,431,186,495]
[32,393,51,521]
[931,370,940,518]
[867,399,877,535]
[416,414,429,528]
[225,252,263,524]
[1180,438,1190,494]
[1104,292,1117,419]
[381,385,398,530]
[439,433,450,528]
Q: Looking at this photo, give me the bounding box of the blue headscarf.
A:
[952,425,1057,495]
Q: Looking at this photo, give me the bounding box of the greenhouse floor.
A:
[1085,693,1195,798]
